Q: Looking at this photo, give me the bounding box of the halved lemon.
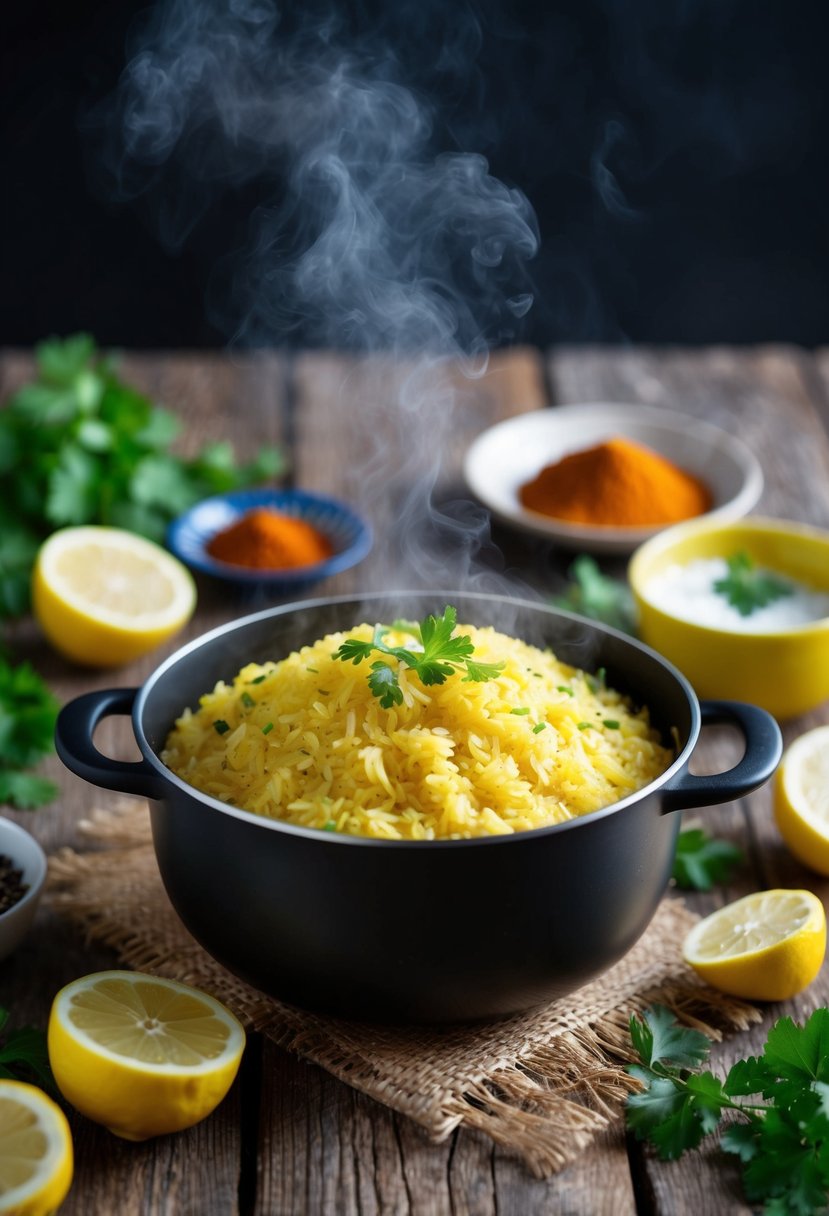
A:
[32,526,196,667]
[774,725,829,875]
[0,1079,73,1216]
[47,971,245,1141]
[683,888,826,1001]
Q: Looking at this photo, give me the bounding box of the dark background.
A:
[4,0,829,350]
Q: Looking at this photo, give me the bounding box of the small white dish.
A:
[0,818,47,962]
[463,403,763,555]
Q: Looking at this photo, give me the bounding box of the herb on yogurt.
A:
[713,551,794,617]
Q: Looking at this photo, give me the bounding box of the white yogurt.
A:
[645,557,829,632]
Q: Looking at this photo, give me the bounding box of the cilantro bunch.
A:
[0,655,59,809]
[0,334,285,618]
[333,606,505,708]
[627,1005,829,1214]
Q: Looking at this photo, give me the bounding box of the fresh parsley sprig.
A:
[0,654,59,809]
[713,551,794,617]
[333,606,505,708]
[671,827,744,891]
[0,1005,55,1095]
[0,334,285,619]
[551,555,638,635]
[627,1005,829,1214]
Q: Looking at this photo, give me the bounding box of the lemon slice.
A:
[32,526,196,667]
[0,1080,73,1216]
[774,725,829,875]
[682,888,826,1001]
[47,971,245,1141]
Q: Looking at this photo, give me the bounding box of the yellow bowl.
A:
[628,517,829,720]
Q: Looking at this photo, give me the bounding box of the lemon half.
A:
[32,526,196,667]
[0,1080,73,1216]
[47,971,245,1141]
[774,725,829,875]
[683,888,826,1001]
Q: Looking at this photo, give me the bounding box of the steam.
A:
[93,0,541,599]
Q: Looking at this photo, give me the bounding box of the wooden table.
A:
[2,344,829,1215]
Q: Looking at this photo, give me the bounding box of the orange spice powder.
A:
[519,436,711,527]
[206,507,334,570]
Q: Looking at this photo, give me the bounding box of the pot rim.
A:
[133,588,701,848]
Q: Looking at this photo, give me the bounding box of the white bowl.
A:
[463,403,763,555]
[0,818,47,962]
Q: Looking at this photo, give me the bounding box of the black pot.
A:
[56,592,782,1023]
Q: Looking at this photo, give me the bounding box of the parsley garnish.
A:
[577,721,591,730]
[532,722,547,733]
[713,551,794,617]
[627,1005,829,1213]
[510,707,530,715]
[240,692,255,708]
[602,719,620,730]
[213,720,230,735]
[557,685,574,696]
[332,606,505,709]
[0,1005,55,1094]
[671,827,744,891]
[262,722,274,735]
[552,555,638,635]
[0,334,284,618]
[0,657,59,810]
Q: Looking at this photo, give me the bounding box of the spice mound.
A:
[519,436,712,528]
[206,507,334,571]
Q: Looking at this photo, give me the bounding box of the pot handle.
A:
[55,688,162,801]
[661,699,782,814]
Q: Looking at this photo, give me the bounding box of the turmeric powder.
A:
[519,436,711,527]
[206,507,333,570]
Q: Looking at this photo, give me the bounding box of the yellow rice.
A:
[160,623,673,840]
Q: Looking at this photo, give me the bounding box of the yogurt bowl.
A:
[629,517,829,719]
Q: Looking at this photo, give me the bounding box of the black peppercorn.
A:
[0,854,29,915]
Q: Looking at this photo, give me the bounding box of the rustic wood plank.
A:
[0,350,288,1216]
[547,344,829,1214]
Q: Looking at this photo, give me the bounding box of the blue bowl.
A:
[167,489,373,595]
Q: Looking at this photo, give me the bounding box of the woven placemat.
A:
[47,799,760,1177]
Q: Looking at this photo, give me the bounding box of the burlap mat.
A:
[47,799,760,1177]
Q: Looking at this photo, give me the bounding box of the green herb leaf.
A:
[671,827,744,891]
[333,607,505,705]
[213,720,230,735]
[713,551,794,617]
[0,1011,55,1095]
[629,1005,712,1070]
[367,662,404,708]
[551,555,638,635]
[0,658,59,810]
